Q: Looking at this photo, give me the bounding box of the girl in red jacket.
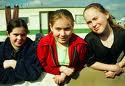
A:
[37,9,88,86]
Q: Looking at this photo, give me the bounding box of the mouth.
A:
[61,39,66,41]
[94,27,99,31]
[60,38,67,41]
[16,41,23,45]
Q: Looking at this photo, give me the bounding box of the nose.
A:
[60,30,65,36]
[92,21,97,28]
[17,35,22,40]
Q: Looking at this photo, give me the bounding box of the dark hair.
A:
[83,3,122,29]
[49,9,74,26]
[7,18,29,34]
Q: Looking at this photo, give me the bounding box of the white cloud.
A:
[106,3,125,10]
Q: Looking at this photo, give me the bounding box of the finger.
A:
[104,71,107,73]
[54,78,58,84]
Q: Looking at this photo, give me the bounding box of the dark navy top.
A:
[0,37,42,84]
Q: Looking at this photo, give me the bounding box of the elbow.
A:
[28,73,41,81]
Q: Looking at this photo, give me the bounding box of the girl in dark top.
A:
[0,18,42,84]
[83,3,125,78]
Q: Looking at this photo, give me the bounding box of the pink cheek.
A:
[55,33,60,36]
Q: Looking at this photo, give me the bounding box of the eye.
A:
[64,27,71,31]
[87,21,92,24]
[13,34,19,36]
[55,27,61,31]
[93,17,97,21]
[20,33,26,37]
[13,33,26,37]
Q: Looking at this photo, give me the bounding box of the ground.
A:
[68,67,125,86]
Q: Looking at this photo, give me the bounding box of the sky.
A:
[0,0,125,19]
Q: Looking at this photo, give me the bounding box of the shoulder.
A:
[70,33,87,46]
[27,37,33,43]
[25,37,34,46]
[38,32,54,46]
[0,38,11,59]
[0,37,10,48]
[117,28,125,33]
[0,41,5,52]
[85,32,97,42]
[21,38,35,51]
[114,28,125,37]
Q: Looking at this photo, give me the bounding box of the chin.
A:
[60,42,66,44]
[16,44,23,47]
[59,41,66,44]
[94,30,102,34]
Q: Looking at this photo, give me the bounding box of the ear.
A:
[105,13,109,19]
[49,23,53,32]
[6,31,9,36]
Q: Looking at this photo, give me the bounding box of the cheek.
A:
[99,16,107,24]
[9,35,16,40]
[52,31,59,37]
[22,37,27,42]
[88,24,93,30]
[67,31,72,35]
[9,38,16,45]
[100,19,108,28]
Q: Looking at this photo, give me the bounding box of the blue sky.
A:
[0,0,125,19]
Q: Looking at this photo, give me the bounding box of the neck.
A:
[56,41,68,47]
[11,43,20,51]
[99,24,112,41]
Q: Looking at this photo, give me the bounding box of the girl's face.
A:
[8,27,27,49]
[50,17,73,45]
[84,7,109,34]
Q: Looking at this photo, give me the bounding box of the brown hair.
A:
[7,18,29,34]
[49,9,74,27]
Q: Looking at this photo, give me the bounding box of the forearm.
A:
[0,68,19,84]
[60,66,74,76]
[91,62,119,71]
[15,60,42,81]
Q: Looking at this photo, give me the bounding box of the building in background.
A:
[0,7,89,41]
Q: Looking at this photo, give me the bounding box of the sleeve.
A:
[0,43,42,84]
[14,43,42,81]
[0,68,18,84]
[75,44,88,72]
[85,45,97,66]
[122,30,125,59]
[0,44,19,84]
[85,35,97,67]
[37,41,60,75]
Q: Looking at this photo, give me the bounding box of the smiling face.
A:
[84,7,109,34]
[50,17,73,45]
[8,27,27,49]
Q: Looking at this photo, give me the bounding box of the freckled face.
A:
[84,8,109,34]
[8,27,27,49]
[50,17,73,45]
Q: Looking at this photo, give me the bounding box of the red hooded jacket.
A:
[37,32,88,75]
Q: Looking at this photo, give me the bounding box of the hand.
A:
[3,60,17,69]
[104,71,116,79]
[60,66,74,76]
[114,64,123,75]
[53,73,66,85]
